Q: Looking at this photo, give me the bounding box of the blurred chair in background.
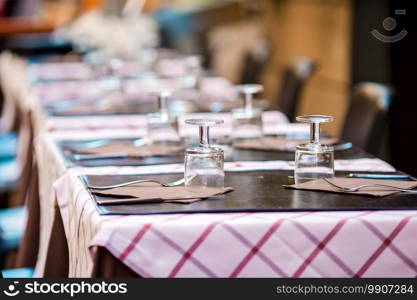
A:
[0,51,20,200]
[0,51,36,276]
[342,82,392,157]
[239,39,270,85]
[275,57,316,121]
[208,21,264,84]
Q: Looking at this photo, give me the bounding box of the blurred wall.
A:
[261,0,352,136]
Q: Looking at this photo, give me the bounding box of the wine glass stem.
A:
[245,93,253,112]
[199,125,210,147]
[158,95,167,115]
[310,122,321,144]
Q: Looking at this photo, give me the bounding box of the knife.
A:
[347,173,411,180]
[73,152,130,161]
[97,196,202,205]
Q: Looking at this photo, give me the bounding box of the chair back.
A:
[342,82,392,156]
[239,39,270,84]
[276,57,316,121]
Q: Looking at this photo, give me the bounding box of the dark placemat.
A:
[58,138,367,167]
[80,171,417,215]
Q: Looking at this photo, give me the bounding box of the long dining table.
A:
[4,57,417,278]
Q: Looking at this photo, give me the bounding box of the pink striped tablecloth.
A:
[35,107,415,278]
[54,164,417,278]
[23,63,416,278]
[28,62,94,81]
[44,111,292,140]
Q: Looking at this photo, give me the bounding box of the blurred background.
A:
[0,0,415,176]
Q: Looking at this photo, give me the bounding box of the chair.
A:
[276,57,316,121]
[239,39,270,84]
[342,82,392,156]
[1,267,34,278]
[0,133,17,161]
[0,52,36,273]
[0,206,32,279]
[0,207,27,260]
[0,52,20,200]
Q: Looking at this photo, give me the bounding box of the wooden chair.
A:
[342,82,392,156]
[239,39,270,84]
[276,57,316,121]
[0,52,36,272]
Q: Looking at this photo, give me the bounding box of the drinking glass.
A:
[184,119,225,188]
[146,91,179,144]
[232,84,264,139]
[294,115,335,184]
[183,55,202,89]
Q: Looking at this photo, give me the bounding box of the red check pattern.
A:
[54,172,417,278]
[16,59,414,278]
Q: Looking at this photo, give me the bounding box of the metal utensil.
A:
[333,142,353,151]
[323,178,417,193]
[72,137,148,151]
[347,173,410,180]
[87,177,185,190]
[73,152,130,161]
[71,139,112,149]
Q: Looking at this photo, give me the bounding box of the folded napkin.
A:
[91,182,234,204]
[234,137,339,152]
[69,141,184,158]
[284,177,417,197]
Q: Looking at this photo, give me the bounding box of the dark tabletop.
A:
[61,136,417,215]
[82,170,417,215]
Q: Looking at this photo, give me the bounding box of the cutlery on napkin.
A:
[69,141,184,159]
[283,177,417,197]
[90,181,234,204]
[233,137,339,152]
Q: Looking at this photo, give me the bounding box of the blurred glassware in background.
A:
[64,8,159,62]
[232,84,264,139]
[183,55,203,89]
[184,119,225,188]
[146,90,179,144]
[294,115,335,184]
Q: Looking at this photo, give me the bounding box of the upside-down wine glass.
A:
[146,90,179,144]
[232,84,264,139]
[294,115,335,184]
[184,119,225,188]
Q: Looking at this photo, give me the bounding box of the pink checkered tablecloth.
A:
[20,61,416,278]
[28,62,94,81]
[38,103,410,278]
[34,104,412,278]
[54,165,417,278]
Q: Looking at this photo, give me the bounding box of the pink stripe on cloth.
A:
[35,80,103,103]
[47,115,148,132]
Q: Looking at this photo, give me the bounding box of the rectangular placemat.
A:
[80,171,417,215]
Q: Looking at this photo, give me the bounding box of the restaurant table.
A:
[4,58,417,278]
[34,114,416,278]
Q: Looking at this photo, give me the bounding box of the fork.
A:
[323,178,417,193]
[87,177,185,190]
[72,137,148,150]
